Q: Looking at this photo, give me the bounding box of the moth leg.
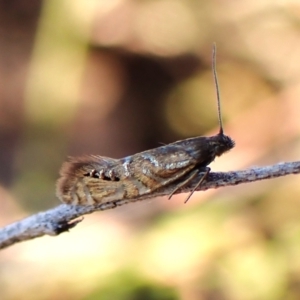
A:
[111,201,118,209]
[168,169,199,200]
[184,167,210,203]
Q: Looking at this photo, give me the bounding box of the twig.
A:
[0,161,299,250]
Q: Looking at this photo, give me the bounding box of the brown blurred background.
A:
[1,0,300,299]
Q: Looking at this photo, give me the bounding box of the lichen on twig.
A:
[0,161,299,250]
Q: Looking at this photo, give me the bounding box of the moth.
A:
[56,44,235,205]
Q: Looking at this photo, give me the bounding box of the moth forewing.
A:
[56,155,122,204]
[119,145,199,194]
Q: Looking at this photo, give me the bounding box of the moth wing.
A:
[132,144,199,175]
[59,155,119,177]
[72,177,125,205]
[56,155,120,204]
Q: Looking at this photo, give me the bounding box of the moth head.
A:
[212,132,235,157]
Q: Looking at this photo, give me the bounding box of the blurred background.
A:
[1,0,300,299]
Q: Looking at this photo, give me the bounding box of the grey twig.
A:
[0,161,299,250]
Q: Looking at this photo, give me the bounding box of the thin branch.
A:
[1,161,299,250]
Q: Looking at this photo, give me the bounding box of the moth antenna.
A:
[212,43,224,135]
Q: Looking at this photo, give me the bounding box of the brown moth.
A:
[56,44,235,205]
